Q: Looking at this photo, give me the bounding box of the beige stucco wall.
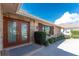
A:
[0,4,3,55]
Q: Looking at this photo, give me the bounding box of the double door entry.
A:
[3,17,30,48]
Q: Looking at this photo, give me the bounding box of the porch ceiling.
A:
[1,3,21,13]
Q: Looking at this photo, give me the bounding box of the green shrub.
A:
[43,41,49,46]
[54,37,58,42]
[71,35,79,38]
[59,34,65,39]
[48,38,54,44]
[71,30,79,38]
[64,35,71,39]
[34,31,46,45]
[53,35,65,42]
[71,30,79,35]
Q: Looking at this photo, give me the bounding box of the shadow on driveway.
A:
[30,40,77,56]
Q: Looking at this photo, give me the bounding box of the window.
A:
[44,26,50,35]
[38,23,54,35]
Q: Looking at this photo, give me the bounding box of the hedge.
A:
[71,30,79,38]
[34,31,46,45]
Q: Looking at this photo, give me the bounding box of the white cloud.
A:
[55,12,79,25]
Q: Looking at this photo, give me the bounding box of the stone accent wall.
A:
[0,4,3,55]
[30,20,39,43]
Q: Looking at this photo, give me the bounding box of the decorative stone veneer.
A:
[0,4,3,56]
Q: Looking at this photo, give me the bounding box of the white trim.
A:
[16,3,22,12]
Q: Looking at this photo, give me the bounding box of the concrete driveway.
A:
[29,39,79,56]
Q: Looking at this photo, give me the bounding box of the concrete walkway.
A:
[29,39,79,56]
[7,39,79,56]
[8,44,42,56]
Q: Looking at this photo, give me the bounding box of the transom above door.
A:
[3,17,30,48]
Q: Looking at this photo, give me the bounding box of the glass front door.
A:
[8,21,17,46]
[21,23,28,43]
[3,17,30,48]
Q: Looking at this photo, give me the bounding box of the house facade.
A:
[0,3,62,55]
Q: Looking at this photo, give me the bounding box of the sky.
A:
[21,3,79,24]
